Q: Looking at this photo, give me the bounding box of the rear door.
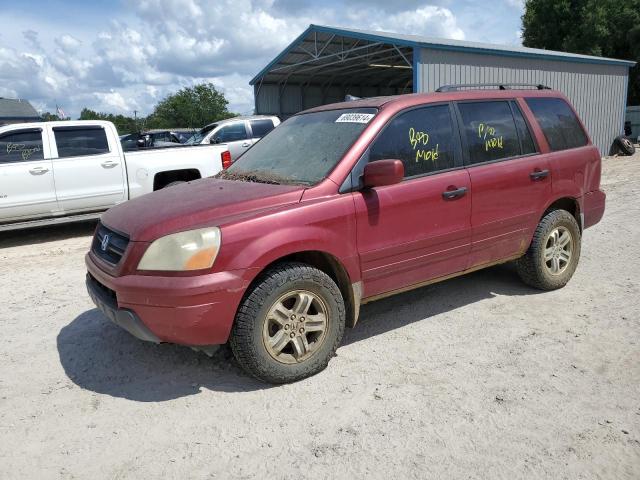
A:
[212,121,252,160]
[455,99,550,268]
[49,125,126,213]
[353,103,472,298]
[0,127,59,222]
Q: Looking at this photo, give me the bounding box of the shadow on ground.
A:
[344,262,540,346]
[0,220,98,248]
[58,263,541,401]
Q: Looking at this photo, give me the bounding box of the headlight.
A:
[137,227,221,271]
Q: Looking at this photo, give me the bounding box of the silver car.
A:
[185,116,281,161]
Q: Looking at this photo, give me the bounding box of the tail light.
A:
[221,150,232,169]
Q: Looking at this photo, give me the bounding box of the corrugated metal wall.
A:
[417,48,629,155]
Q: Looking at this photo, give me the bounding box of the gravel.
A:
[1,155,639,479]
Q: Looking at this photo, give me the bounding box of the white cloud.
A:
[0,0,482,120]
[55,34,82,53]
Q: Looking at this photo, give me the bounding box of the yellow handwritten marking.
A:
[416,144,439,162]
[477,123,503,151]
[409,127,430,150]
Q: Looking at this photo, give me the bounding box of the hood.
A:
[102,177,305,241]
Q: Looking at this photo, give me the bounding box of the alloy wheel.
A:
[262,290,329,364]
[543,226,573,275]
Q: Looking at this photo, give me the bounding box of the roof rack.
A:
[435,83,551,92]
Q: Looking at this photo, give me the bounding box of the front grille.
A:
[92,223,129,265]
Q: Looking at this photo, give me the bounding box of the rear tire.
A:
[230,262,345,384]
[516,210,581,290]
[614,135,635,156]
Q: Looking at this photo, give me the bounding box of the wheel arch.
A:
[153,168,201,190]
[542,196,582,231]
[243,250,362,329]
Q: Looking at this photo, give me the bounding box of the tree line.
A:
[522,0,640,105]
[41,83,237,134]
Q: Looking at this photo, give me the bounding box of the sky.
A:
[0,0,525,119]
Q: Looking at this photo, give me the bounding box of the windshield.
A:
[226,108,376,185]
[185,132,204,144]
[185,124,217,144]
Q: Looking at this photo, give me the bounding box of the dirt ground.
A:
[1,155,639,480]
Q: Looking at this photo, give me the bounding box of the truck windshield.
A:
[224,108,377,185]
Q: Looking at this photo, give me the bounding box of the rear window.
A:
[457,101,521,164]
[525,97,588,151]
[250,119,275,138]
[53,127,110,158]
[0,129,44,163]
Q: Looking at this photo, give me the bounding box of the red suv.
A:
[86,85,606,383]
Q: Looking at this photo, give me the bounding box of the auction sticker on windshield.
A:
[335,113,375,124]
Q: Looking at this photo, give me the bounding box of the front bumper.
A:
[85,253,254,345]
[86,274,160,343]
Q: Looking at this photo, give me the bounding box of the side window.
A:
[511,102,537,155]
[250,119,275,138]
[53,127,110,158]
[525,97,588,151]
[214,123,248,142]
[0,129,44,164]
[369,104,456,178]
[457,101,521,165]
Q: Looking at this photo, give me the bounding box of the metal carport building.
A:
[251,25,636,155]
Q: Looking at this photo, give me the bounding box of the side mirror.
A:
[362,159,404,188]
[211,137,221,144]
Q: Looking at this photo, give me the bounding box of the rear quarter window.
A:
[525,97,588,151]
[250,119,275,138]
[53,127,110,158]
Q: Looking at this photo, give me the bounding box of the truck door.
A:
[0,127,59,222]
[48,124,126,213]
[211,121,252,161]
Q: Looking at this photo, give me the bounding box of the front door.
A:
[455,99,551,267]
[49,125,126,213]
[352,104,472,299]
[0,127,58,222]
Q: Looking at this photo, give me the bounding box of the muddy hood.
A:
[101,177,305,242]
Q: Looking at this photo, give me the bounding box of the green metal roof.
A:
[251,24,636,85]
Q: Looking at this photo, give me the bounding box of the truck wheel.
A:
[614,135,635,156]
[230,262,345,383]
[516,210,581,290]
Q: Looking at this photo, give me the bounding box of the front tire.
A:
[230,262,345,383]
[516,210,581,290]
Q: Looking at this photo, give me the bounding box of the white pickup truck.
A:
[0,120,229,231]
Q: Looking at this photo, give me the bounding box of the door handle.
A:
[530,169,549,180]
[101,161,118,168]
[241,142,251,148]
[29,167,49,175]
[442,186,467,200]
